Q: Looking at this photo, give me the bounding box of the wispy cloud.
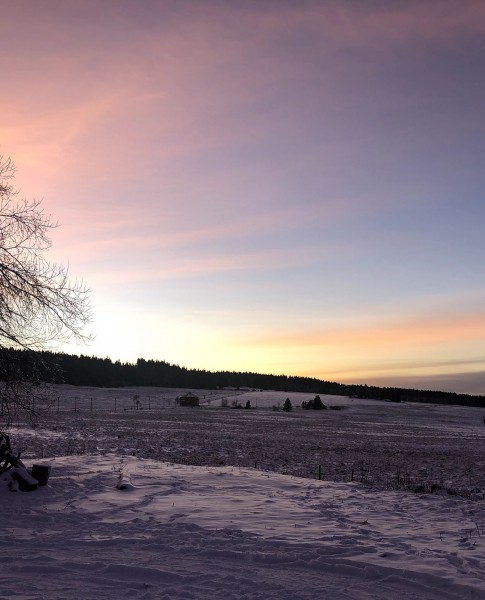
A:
[240,309,485,349]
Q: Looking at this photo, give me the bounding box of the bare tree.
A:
[0,155,91,423]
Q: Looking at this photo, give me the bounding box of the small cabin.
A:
[177,392,200,407]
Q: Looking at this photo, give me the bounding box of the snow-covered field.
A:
[2,388,485,599]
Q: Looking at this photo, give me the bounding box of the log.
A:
[11,467,38,492]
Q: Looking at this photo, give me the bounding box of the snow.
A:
[2,390,485,598]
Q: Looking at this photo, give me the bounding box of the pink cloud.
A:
[238,1,485,48]
[8,0,474,221]
[238,309,485,350]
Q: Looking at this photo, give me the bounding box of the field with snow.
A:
[2,387,485,599]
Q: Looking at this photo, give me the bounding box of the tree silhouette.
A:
[0,156,91,422]
[283,397,292,411]
[312,395,326,410]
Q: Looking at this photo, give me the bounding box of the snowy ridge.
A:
[2,453,485,599]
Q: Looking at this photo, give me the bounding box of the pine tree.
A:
[283,397,292,412]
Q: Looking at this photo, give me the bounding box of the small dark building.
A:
[177,392,200,407]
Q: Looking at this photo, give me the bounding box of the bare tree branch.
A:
[0,155,92,423]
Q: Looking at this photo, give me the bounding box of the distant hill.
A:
[1,347,484,408]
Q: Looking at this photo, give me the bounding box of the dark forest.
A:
[1,347,484,408]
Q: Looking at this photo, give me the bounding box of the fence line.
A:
[52,390,246,413]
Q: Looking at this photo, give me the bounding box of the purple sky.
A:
[1,1,485,393]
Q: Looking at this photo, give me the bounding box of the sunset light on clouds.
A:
[1,0,485,394]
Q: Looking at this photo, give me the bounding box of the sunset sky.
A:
[1,1,485,394]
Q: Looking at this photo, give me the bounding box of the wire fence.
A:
[50,389,247,413]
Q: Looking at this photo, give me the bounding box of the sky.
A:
[1,0,485,394]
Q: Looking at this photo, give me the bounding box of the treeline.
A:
[1,347,485,408]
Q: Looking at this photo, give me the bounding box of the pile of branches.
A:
[0,432,44,492]
[0,432,22,471]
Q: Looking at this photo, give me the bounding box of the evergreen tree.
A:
[283,397,292,412]
[313,395,326,410]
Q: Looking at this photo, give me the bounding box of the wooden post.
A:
[318,465,321,480]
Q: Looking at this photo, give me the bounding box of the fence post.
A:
[318,465,321,480]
